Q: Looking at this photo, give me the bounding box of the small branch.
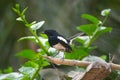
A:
[43,55,120,70]
[43,55,90,67]
[109,63,120,70]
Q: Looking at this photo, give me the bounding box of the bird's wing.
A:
[57,36,72,52]
[48,36,59,46]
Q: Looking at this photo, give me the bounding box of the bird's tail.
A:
[68,33,85,45]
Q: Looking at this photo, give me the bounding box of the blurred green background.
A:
[0,0,120,71]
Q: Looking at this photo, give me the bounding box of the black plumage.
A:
[44,30,72,52]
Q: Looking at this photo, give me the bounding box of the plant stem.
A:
[31,56,43,80]
[102,15,108,26]
[29,29,49,55]
[14,5,50,80]
[18,12,49,55]
[86,15,109,47]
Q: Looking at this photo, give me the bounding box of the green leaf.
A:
[3,67,13,73]
[74,36,91,47]
[23,61,38,68]
[39,33,48,38]
[25,23,32,27]
[117,70,120,75]
[77,24,97,36]
[101,9,111,16]
[100,55,107,60]
[65,47,89,59]
[13,4,20,14]
[16,49,37,59]
[22,7,28,15]
[99,26,112,33]
[81,14,99,24]
[15,4,20,10]
[19,66,36,78]
[22,15,26,21]
[20,75,29,80]
[31,21,37,25]
[0,70,2,74]
[12,8,18,13]
[74,38,85,45]
[18,36,36,42]
[16,17,23,22]
[30,21,45,30]
[18,36,48,47]
[0,72,23,80]
[94,26,112,39]
[41,60,50,67]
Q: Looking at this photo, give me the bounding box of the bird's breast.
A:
[53,43,66,52]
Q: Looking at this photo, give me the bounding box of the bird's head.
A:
[44,29,58,36]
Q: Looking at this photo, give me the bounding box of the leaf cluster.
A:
[66,9,112,59]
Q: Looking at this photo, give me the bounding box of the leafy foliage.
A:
[0,4,112,80]
[77,24,97,36]
[16,49,37,59]
[11,4,50,80]
[81,14,99,24]
[65,9,112,59]
[65,47,89,60]
[30,21,45,30]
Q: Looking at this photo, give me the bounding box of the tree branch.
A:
[43,55,90,67]
[43,55,120,70]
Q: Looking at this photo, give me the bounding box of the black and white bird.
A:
[44,29,84,53]
[44,29,72,52]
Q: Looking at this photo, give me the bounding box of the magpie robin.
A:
[44,30,72,52]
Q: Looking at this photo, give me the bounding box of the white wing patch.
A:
[57,36,68,44]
